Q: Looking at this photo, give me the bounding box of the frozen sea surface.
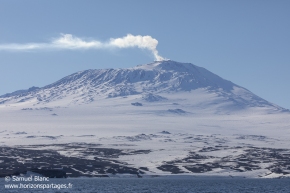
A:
[1,177,290,193]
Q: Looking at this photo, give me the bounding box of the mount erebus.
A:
[0,60,287,112]
[0,60,289,178]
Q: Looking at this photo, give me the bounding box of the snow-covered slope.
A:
[0,60,286,112]
[0,60,289,178]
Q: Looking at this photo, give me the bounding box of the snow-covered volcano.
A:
[1,61,290,178]
[0,60,286,112]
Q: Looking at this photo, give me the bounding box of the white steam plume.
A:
[0,34,165,61]
[109,34,164,61]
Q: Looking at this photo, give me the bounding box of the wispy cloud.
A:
[0,34,164,61]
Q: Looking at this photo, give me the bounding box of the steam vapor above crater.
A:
[109,34,164,61]
[0,34,165,61]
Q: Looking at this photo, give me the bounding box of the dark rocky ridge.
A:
[0,145,148,178]
[1,143,290,178]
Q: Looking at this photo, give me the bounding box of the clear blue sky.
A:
[0,0,289,109]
